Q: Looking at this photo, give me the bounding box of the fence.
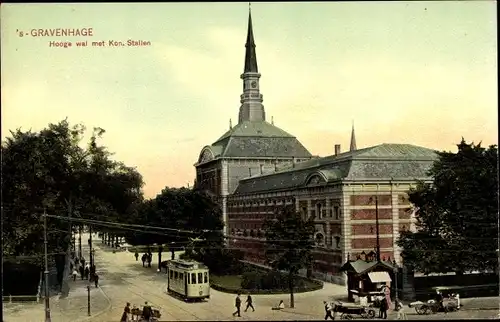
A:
[2,295,40,303]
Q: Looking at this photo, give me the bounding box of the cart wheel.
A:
[367,309,376,318]
[415,305,427,315]
[341,313,353,320]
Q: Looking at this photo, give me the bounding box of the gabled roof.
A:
[340,260,395,275]
[196,121,312,164]
[232,143,438,194]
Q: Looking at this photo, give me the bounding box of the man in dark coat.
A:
[141,254,146,267]
[380,297,388,319]
[232,293,242,317]
[79,265,85,280]
[94,273,99,288]
[142,301,152,321]
[245,294,255,312]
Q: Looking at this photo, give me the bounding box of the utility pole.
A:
[375,195,381,262]
[78,225,82,258]
[89,225,93,267]
[43,210,52,322]
[87,285,91,316]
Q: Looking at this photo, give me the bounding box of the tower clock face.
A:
[251,81,257,88]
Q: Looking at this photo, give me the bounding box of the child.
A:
[395,299,407,320]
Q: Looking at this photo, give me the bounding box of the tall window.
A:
[191,273,197,284]
[334,206,340,220]
[317,203,322,219]
[335,236,341,248]
[204,272,208,283]
[198,273,203,284]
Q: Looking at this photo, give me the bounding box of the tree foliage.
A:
[124,187,224,259]
[1,119,144,270]
[397,139,498,274]
[262,205,315,307]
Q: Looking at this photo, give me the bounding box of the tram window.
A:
[179,273,184,280]
[191,273,197,284]
[174,271,178,279]
[187,273,190,284]
[198,273,203,284]
[204,272,208,283]
[169,270,173,279]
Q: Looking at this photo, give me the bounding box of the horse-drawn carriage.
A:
[331,301,377,320]
[408,287,461,315]
[130,307,161,321]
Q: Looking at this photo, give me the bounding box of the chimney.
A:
[248,167,252,177]
[292,157,296,168]
[334,144,341,155]
[260,164,263,175]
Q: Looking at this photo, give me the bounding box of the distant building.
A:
[227,143,438,284]
[194,9,313,236]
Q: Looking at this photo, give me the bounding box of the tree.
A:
[397,139,498,274]
[262,205,315,308]
[124,187,224,269]
[1,119,143,290]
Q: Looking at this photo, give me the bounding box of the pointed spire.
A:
[244,4,258,73]
[271,116,274,125]
[350,120,357,151]
[229,118,233,129]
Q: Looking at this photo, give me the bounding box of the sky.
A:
[1,2,497,199]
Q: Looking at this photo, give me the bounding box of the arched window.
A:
[317,203,323,219]
[243,230,249,237]
[334,237,341,248]
[249,230,255,238]
[315,232,325,245]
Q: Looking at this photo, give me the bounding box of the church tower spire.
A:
[350,121,357,151]
[238,4,266,124]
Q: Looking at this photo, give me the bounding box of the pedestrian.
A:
[323,301,334,320]
[232,293,242,317]
[142,301,152,321]
[395,299,407,320]
[94,273,99,288]
[380,297,388,319]
[120,302,131,322]
[134,251,139,261]
[244,294,255,312]
[84,266,90,280]
[72,268,78,281]
[79,266,85,280]
[147,254,152,268]
[141,254,146,267]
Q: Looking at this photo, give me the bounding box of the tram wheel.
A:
[366,309,376,318]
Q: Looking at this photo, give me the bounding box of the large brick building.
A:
[194,9,439,285]
[227,144,438,284]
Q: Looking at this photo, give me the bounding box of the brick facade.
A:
[351,223,393,235]
[398,208,412,219]
[351,237,393,249]
[351,208,392,220]
[350,194,392,206]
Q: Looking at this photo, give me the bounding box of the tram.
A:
[166,259,210,300]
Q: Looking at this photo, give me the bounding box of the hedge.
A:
[210,268,323,295]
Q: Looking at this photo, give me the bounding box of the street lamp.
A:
[393,259,399,302]
[368,196,381,262]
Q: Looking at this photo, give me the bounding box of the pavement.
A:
[4,232,499,321]
[3,234,111,322]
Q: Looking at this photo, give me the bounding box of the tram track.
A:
[102,260,205,321]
